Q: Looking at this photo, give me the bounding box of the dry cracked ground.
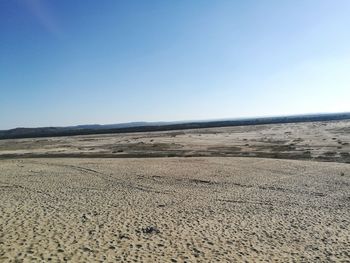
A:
[0,120,350,262]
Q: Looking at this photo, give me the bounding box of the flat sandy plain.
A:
[0,120,350,262]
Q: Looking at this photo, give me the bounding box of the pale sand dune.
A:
[0,157,350,262]
[0,120,349,163]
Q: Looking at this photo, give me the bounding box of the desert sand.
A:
[0,120,349,163]
[0,121,350,262]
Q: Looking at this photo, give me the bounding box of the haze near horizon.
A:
[1,0,350,130]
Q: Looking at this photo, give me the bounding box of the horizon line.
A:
[3,111,350,131]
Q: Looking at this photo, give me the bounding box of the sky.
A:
[1,0,350,129]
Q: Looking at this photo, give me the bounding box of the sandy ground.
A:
[0,121,350,262]
[0,120,349,163]
[0,157,350,262]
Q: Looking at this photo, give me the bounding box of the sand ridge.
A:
[0,120,349,163]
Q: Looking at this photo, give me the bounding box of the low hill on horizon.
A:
[1,112,350,140]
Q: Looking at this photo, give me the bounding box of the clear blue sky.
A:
[1,0,350,129]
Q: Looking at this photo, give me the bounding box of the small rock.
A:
[81,214,89,223]
[141,226,160,234]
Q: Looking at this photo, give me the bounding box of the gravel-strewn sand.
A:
[1,157,349,262]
